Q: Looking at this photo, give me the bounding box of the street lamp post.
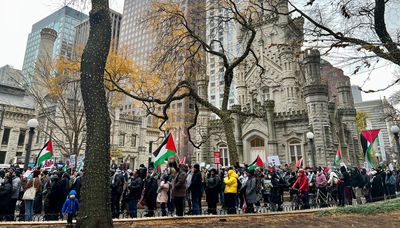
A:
[306,132,316,169]
[24,119,39,170]
[391,125,400,161]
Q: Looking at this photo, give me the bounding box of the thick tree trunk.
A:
[222,116,239,164]
[76,0,112,227]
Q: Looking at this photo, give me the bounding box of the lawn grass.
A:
[318,198,400,216]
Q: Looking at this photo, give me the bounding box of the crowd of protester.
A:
[0,161,399,221]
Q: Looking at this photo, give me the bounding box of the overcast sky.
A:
[0,0,398,102]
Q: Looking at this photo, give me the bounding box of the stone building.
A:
[195,0,360,168]
[0,83,37,164]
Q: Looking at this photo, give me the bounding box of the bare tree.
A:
[106,0,286,163]
[289,0,400,91]
[24,56,86,164]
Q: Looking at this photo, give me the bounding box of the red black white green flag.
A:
[35,139,53,167]
[360,129,380,170]
[153,134,177,168]
[248,155,265,170]
[333,149,342,166]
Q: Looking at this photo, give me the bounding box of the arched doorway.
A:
[249,136,266,163]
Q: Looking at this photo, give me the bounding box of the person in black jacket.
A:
[143,173,158,217]
[0,175,12,221]
[206,168,220,215]
[190,164,202,215]
[371,170,385,202]
[111,169,124,218]
[340,166,352,205]
[127,170,143,218]
[350,168,363,205]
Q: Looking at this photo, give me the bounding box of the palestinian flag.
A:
[153,134,177,168]
[35,139,53,167]
[295,158,303,168]
[248,155,265,170]
[360,129,380,170]
[333,149,342,166]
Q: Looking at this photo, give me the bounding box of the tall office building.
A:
[119,0,156,67]
[206,0,239,111]
[74,9,122,52]
[21,6,87,82]
[119,0,205,163]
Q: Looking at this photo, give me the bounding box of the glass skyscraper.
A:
[21,6,87,82]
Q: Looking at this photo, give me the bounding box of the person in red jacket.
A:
[292,169,310,209]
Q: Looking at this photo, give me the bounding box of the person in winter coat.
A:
[143,173,158,217]
[351,168,364,205]
[370,170,384,202]
[157,175,170,216]
[245,170,257,213]
[385,171,396,199]
[315,167,328,207]
[292,169,309,209]
[206,168,220,215]
[24,169,42,221]
[190,164,202,215]
[340,166,352,205]
[224,169,238,214]
[173,164,187,216]
[0,175,13,221]
[62,190,80,225]
[270,172,283,211]
[127,170,143,218]
[111,169,125,218]
[9,170,21,221]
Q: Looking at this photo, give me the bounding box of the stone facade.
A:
[195,1,360,168]
[0,83,37,164]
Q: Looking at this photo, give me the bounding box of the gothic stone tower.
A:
[337,79,360,165]
[303,49,334,166]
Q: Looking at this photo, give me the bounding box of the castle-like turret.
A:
[336,79,359,164]
[303,49,333,166]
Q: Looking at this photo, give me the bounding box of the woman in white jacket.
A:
[157,175,170,216]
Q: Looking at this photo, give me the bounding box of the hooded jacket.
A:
[62,190,80,214]
[224,170,238,193]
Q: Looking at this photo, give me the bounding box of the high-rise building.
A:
[21,6,87,82]
[351,85,363,103]
[206,0,239,110]
[119,0,206,163]
[119,0,156,67]
[74,9,122,52]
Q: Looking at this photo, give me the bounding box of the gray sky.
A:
[0,0,397,102]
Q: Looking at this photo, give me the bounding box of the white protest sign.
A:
[267,155,281,166]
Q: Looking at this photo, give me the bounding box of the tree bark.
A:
[76,0,112,227]
[222,116,239,164]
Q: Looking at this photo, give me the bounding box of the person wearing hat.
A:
[173,164,187,216]
[62,190,80,226]
[205,168,220,215]
[189,164,202,215]
[292,169,309,209]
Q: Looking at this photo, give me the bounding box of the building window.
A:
[18,130,26,146]
[250,137,264,147]
[289,140,302,164]
[0,151,6,164]
[119,134,125,146]
[131,134,137,147]
[1,128,11,145]
[218,144,230,166]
